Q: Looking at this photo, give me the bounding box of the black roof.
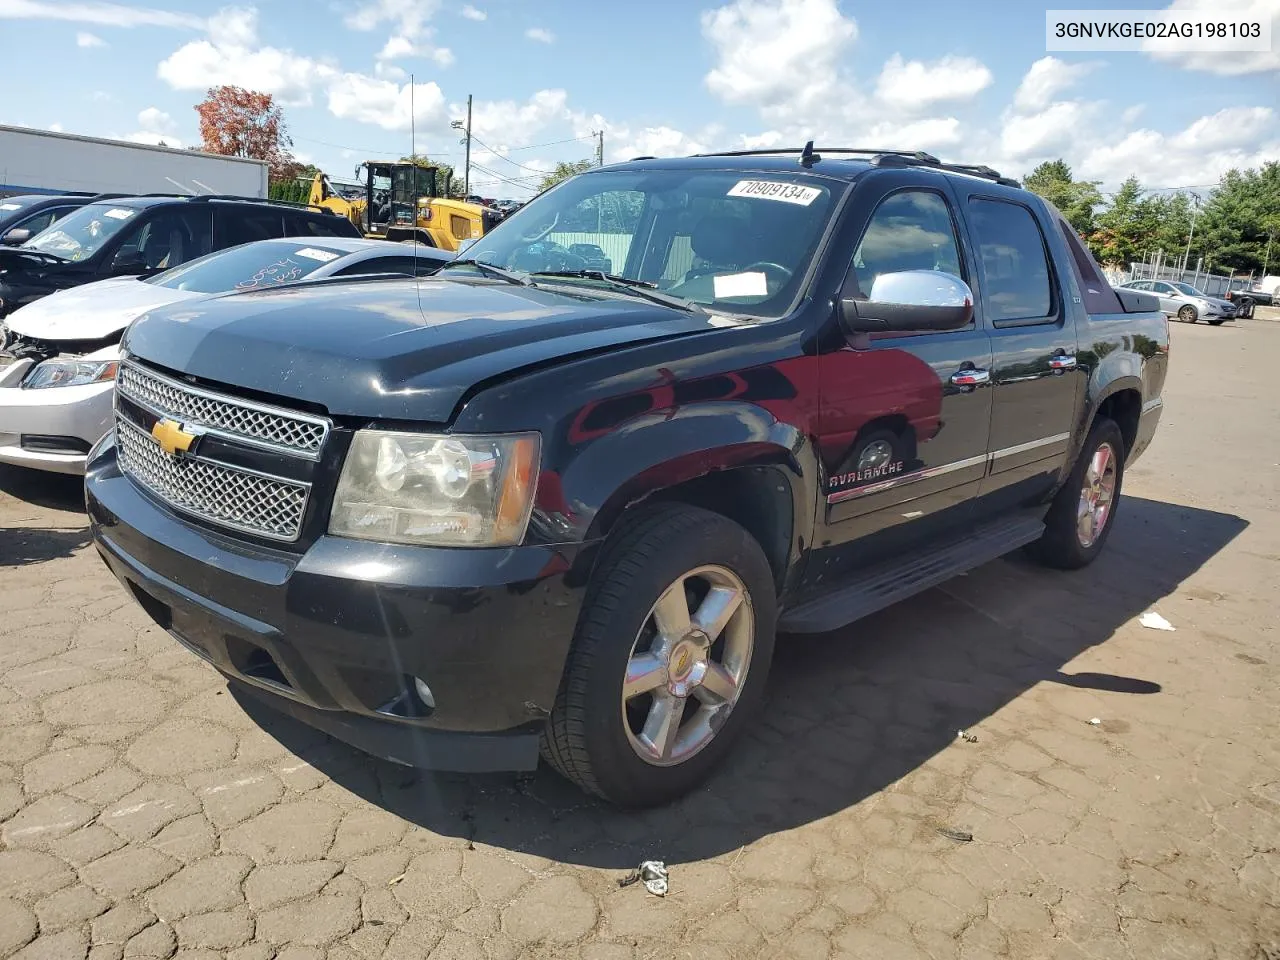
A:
[83,194,343,216]
[602,144,1021,188]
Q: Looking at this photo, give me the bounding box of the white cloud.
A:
[91,90,112,101]
[136,106,171,131]
[1144,0,1280,75]
[460,4,485,20]
[0,0,201,28]
[327,74,445,131]
[125,104,183,147]
[376,32,453,66]
[469,89,569,145]
[1121,104,1146,125]
[739,130,783,150]
[1012,56,1095,112]
[1001,100,1099,160]
[525,26,554,43]
[344,0,440,39]
[1078,107,1280,185]
[125,131,183,147]
[867,116,964,150]
[614,126,711,159]
[702,0,855,115]
[157,8,335,106]
[48,122,64,132]
[874,54,992,110]
[75,30,104,46]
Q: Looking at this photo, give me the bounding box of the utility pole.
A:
[596,130,604,167]
[450,94,473,198]
[1181,192,1201,273]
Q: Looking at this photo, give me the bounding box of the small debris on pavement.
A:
[1139,610,1176,631]
[388,873,406,886]
[618,860,669,896]
[956,729,979,743]
[937,827,974,842]
[1088,717,1102,725]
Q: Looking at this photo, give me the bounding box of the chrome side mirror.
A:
[840,270,974,334]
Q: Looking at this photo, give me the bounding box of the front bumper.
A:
[87,435,593,772]
[0,359,112,474]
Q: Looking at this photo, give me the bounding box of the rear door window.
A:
[214,207,285,249]
[287,212,358,239]
[968,198,1056,325]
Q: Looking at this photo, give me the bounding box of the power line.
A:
[468,135,551,173]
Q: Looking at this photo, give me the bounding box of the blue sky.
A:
[1,0,1276,198]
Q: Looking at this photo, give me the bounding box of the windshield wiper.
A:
[530,270,704,314]
[439,258,534,286]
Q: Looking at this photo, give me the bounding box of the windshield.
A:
[22,203,141,260]
[148,240,347,293]
[455,169,840,317]
[1171,282,1205,297]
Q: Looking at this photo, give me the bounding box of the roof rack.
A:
[690,143,1021,188]
[185,194,337,214]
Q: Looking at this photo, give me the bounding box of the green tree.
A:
[538,159,594,193]
[1023,159,1103,235]
[1195,162,1280,273]
[1090,177,1150,266]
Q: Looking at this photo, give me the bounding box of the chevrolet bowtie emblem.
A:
[151,418,198,457]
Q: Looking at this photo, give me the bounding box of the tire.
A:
[849,428,905,474]
[542,504,777,807]
[1027,417,1125,570]
[1177,304,1197,323]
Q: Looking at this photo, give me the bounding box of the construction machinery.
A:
[308,162,499,252]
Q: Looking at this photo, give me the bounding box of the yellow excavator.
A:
[308,162,498,252]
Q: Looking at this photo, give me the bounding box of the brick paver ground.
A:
[1,318,1278,959]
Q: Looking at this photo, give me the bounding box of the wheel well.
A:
[852,414,916,461]
[1095,389,1140,457]
[639,466,793,591]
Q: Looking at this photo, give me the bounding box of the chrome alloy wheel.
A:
[620,564,754,767]
[857,439,894,472]
[1077,441,1118,548]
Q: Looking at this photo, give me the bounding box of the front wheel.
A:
[542,504,776,807]
[1178,304,1198,323]
[1027,418,1125,570]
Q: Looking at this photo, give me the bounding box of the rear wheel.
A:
[1177,304,1198,323]
[1028,417,1124,570]
[542,504,776,807]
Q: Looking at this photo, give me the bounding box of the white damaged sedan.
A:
[0,237,449,473]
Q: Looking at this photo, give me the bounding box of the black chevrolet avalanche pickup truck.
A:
[86,147,1168,807]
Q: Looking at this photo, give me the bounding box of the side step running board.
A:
[779,515,1046,633]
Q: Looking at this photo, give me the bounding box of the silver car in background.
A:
[0,237,450,474]
[1116,279,1237,325]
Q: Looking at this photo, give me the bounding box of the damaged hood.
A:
[6,276,200,341]
[122,277,720,422]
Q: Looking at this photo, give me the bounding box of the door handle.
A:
[1049,354,1078,370]
[950,368,990,386]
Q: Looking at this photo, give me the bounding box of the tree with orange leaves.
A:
[196,85,300,182]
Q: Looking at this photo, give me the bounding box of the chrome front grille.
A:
[117,361,329,457]
[116,418,309,541]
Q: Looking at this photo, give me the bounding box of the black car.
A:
[87,146,1169,807]
[0,193,114,247]
[0,195,360,318]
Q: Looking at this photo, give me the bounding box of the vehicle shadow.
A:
[0,465,89,565]
[0,464,86,514]
[235,495,1246,868]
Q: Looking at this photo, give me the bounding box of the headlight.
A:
[330,430,540,547]
[23,358,119,389]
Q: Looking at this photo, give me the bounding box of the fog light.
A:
[413,676,435,709]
